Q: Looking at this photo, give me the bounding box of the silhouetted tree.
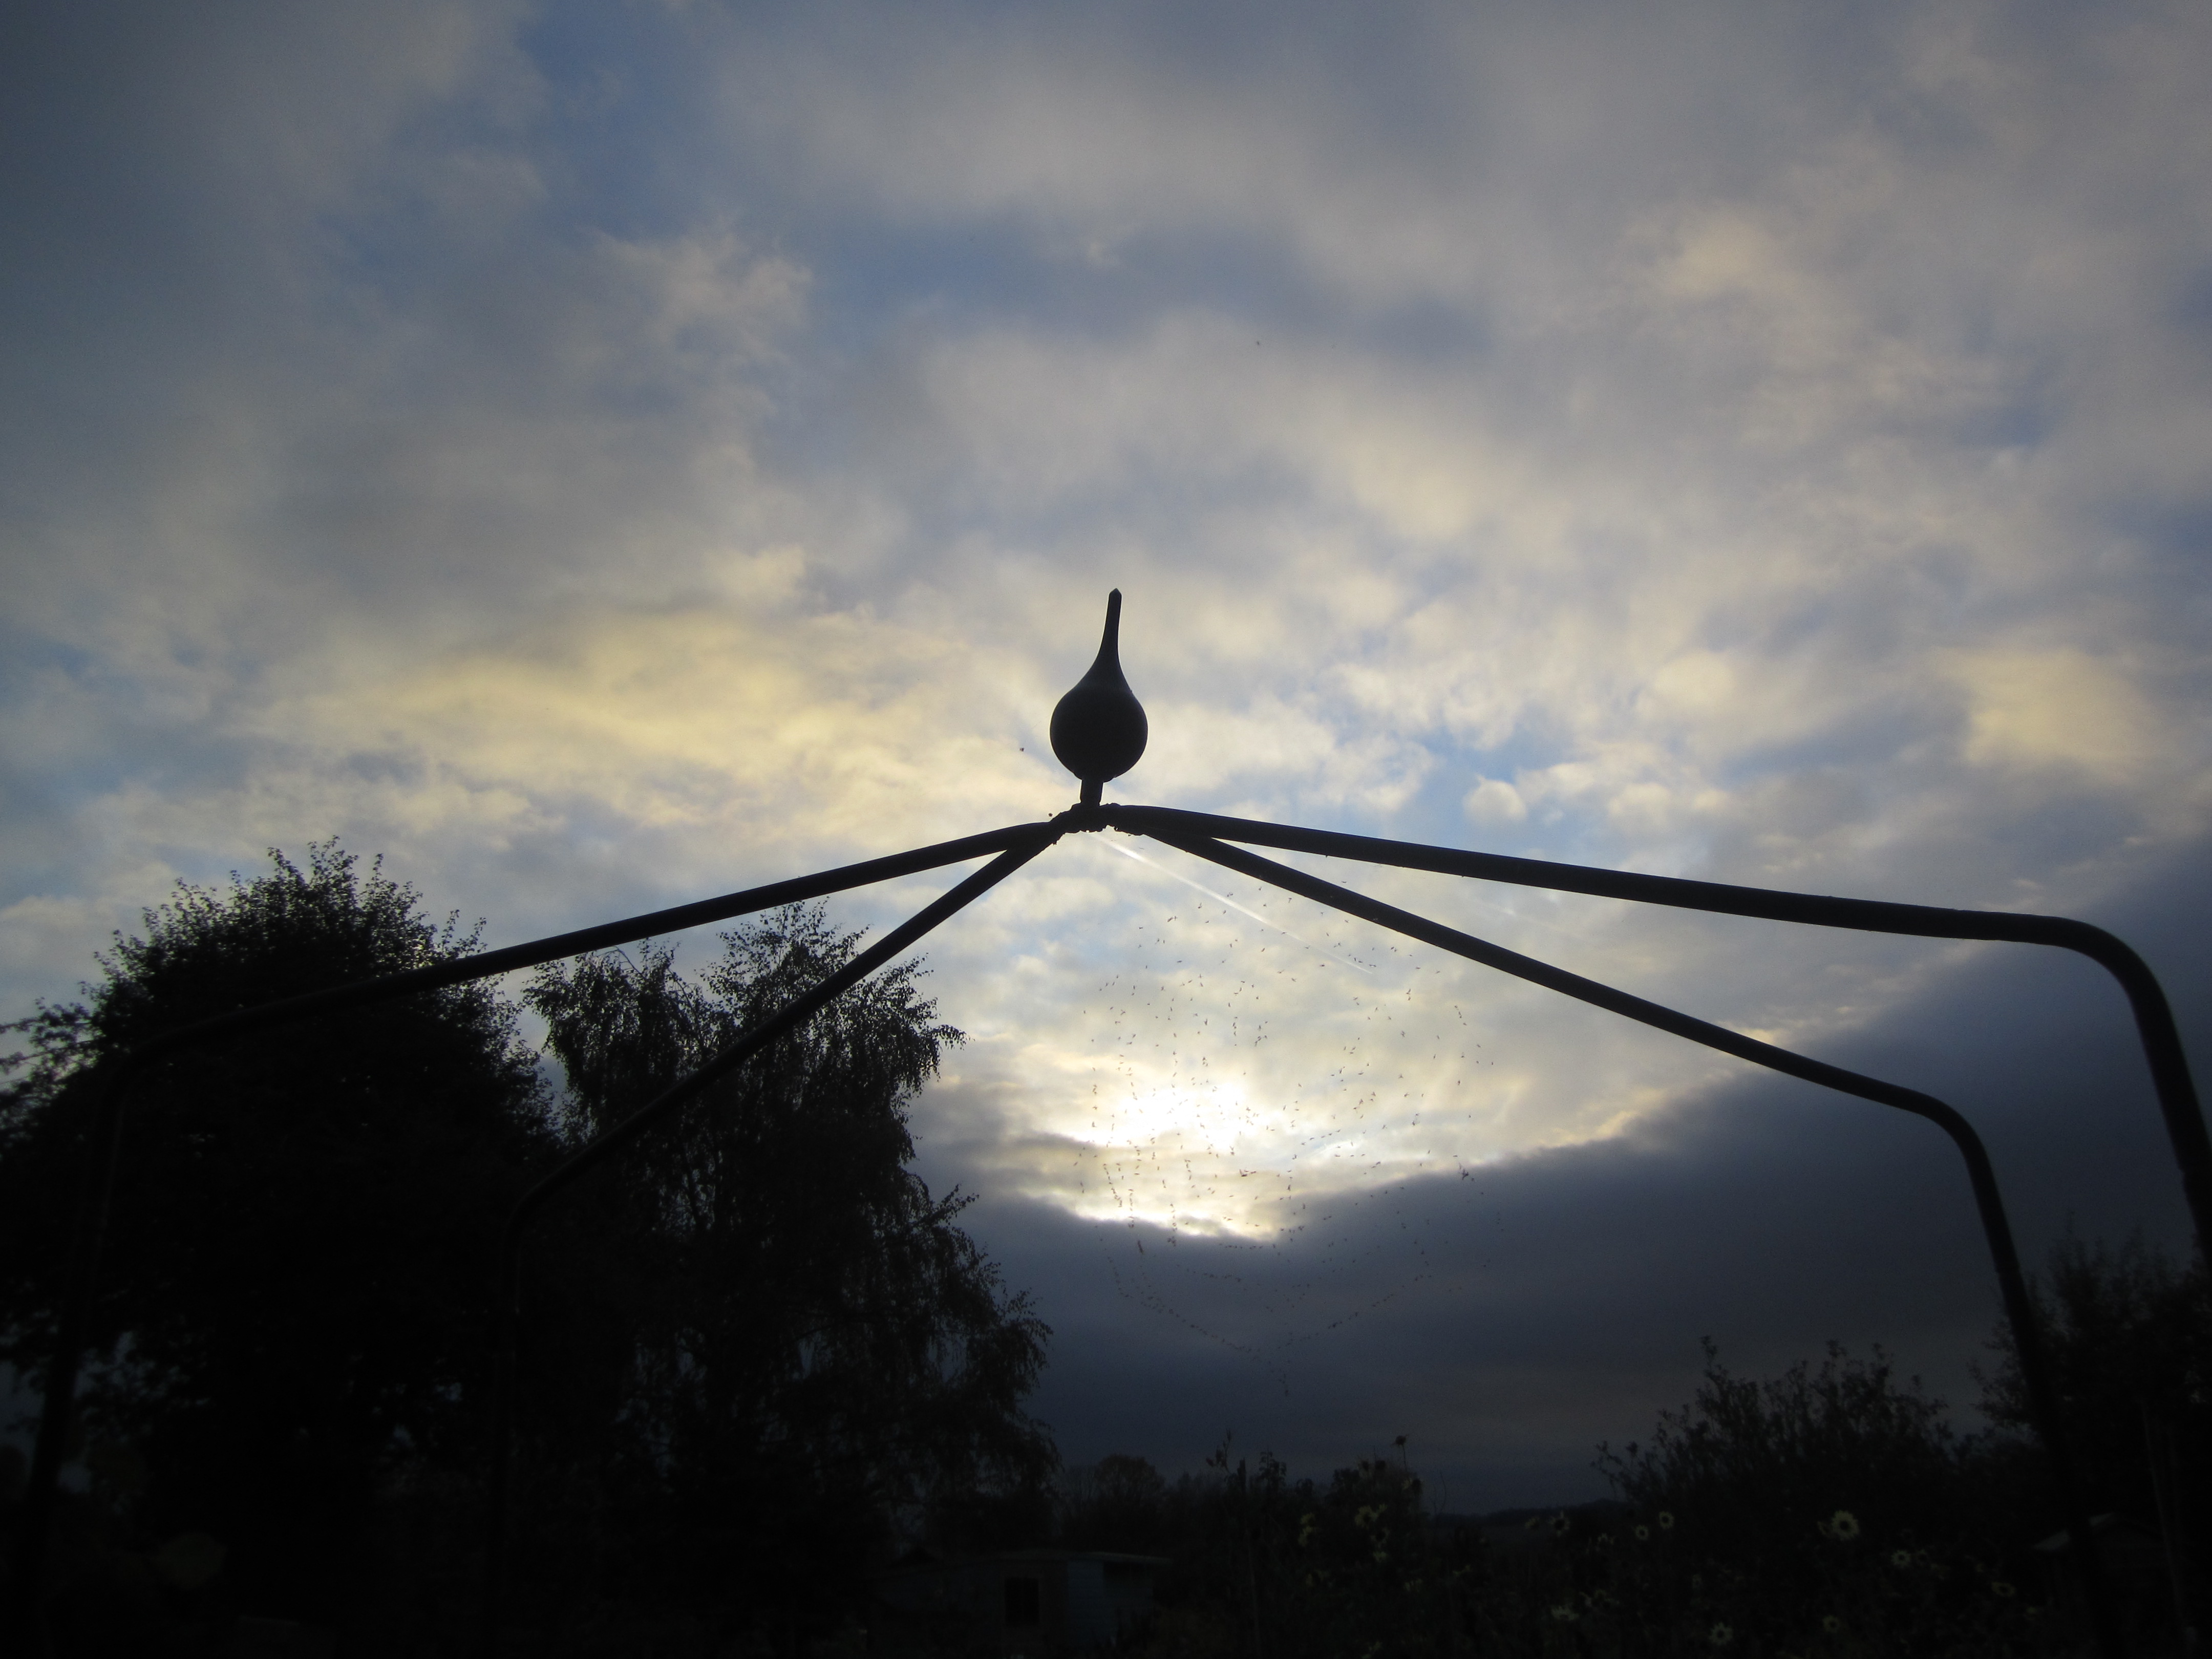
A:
[1061,1452,1171,1552]
[520,907,1055,1632]
[0,842,555,1628]
[1094,1439,1478,1659]
[1979,1231,2208,1621]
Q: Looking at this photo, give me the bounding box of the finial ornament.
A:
[1050,589,1148,806]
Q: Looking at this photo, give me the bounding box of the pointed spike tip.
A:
[1050,589,1148,798]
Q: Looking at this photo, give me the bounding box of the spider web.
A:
[1061,838,1506,1376]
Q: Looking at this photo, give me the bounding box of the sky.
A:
[4,0,2210,1509]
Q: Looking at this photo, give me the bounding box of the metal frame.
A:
[12,799,2201,1658]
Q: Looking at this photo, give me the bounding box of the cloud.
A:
[1946,647,2167,783]
[1462,778,1528,828]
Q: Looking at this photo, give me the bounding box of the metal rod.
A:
[1142,826,2128,1659]
[477,826,1064,1656]
[7,820,1053,1653]
[1103,804,2212,1269]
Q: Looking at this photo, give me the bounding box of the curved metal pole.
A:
[7,821,1050,1654]
[1141,826,2126,1659]
[477,826,1065,1657]
[1105,804,2212,1269]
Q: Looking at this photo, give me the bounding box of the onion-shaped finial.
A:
[1050,589,1147,805]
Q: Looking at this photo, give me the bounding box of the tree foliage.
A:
[1,861,1059,1648]
[1059,1451,1172,1554]
[1051,1439,1462,1659]
[0,842,555,1624]
[1979,1231,2209,1584]
[1585,1342,2057,1650]
[517,907,1056,1622]
[1596,1339,1972,1566]
[1082,1367,2069,1659]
